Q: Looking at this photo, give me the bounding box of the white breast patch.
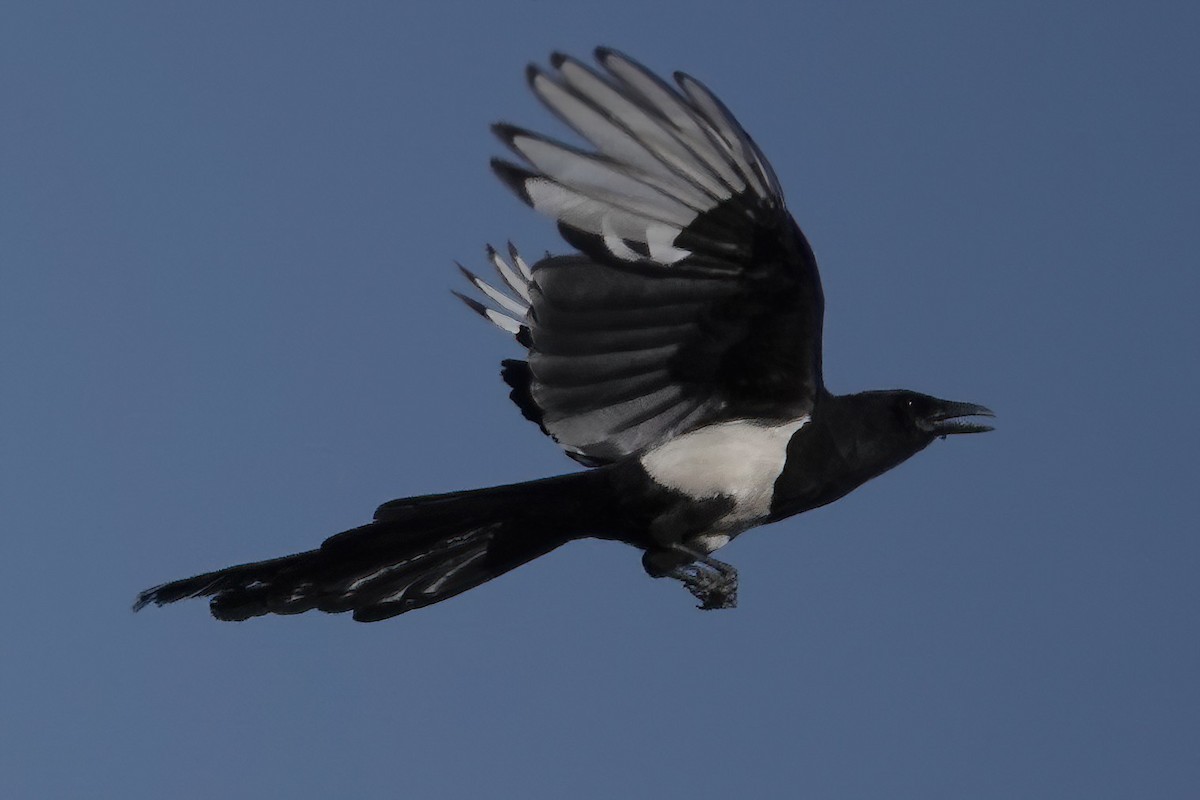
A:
[639,416,810,525]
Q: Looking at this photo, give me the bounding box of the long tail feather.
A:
[134,470,613,622]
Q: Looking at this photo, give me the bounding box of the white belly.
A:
[639,416,810,529]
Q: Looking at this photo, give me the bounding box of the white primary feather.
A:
[489,246,532,303]
[509,134,701,224]
[459,246,533,336]
[553,57,733,204]
[466,271,527,315]
[503,51,789,270]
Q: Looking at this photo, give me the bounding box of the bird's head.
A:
[896,390,995,439]
[872,388,994,449]
[828,389,994,471]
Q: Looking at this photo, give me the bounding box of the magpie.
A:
[134,48,992,622]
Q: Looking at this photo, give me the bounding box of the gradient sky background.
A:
[3,2,1198,797]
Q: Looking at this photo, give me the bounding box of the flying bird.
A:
[135,48,993,622]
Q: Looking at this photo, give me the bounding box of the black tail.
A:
[134,470,615,622]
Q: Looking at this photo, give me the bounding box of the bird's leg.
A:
[644,544,738,610]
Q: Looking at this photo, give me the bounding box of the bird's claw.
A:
[674,557,738,610]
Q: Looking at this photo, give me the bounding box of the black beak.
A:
[917,400,995,436]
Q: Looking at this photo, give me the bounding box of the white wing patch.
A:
[494,50,785,268]
[640,416,810,525]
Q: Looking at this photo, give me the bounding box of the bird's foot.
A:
[669,548,738,610]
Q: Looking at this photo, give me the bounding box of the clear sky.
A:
[3,2,1197,797]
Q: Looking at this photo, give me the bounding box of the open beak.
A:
[918,400,995,435]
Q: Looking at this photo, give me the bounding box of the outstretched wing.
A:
[463,49,824,465]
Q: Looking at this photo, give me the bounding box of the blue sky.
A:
[2,2,1198,797]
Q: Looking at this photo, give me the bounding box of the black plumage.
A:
[135,48,992,622]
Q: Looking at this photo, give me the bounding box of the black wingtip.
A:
[595,46,639,73]
[593,47,641,81]
[550,51,594,75]
[490,121,520,143]
[491,123,535,164]
[454,261,482,288]
[524,63,543,89]
[490,158,537,206]
[452,289,490,319]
